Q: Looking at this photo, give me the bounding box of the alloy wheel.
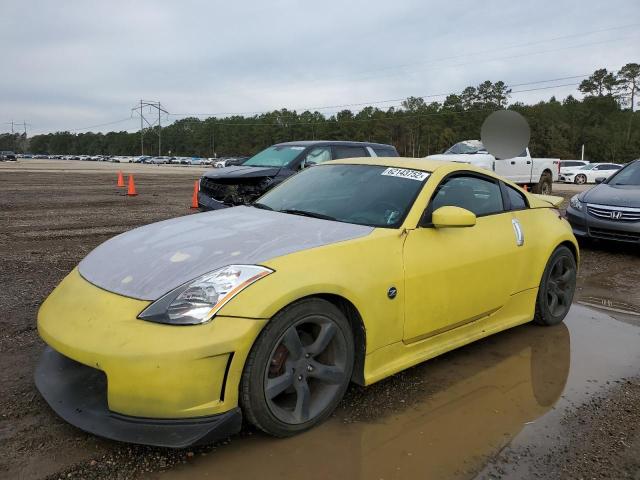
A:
[545,255,575,317]
[575,174,586,185]
[264,316,348,424]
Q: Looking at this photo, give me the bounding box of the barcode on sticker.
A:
[381,168,429,181]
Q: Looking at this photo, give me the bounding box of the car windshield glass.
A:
[608,162,640,186]
[243,145,304,167]
[256,164,430,228]
[580,164,596,170]
[444,142,486,155]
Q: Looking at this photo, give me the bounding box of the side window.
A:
[505,184,528,210]
[431,175,504,217]
[373,146,399,157]
[301,147,332,168]
[333,145,368,159]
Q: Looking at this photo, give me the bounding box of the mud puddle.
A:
[145,305,640,480]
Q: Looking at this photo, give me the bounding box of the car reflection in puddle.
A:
[147,306,640,480]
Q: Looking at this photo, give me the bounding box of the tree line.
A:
[2,63,638,163]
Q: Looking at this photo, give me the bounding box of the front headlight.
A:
[138,265,273,325]
[569,195,583,211]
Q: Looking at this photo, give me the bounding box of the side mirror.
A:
[595,177,606,184]
[432,206,476,228]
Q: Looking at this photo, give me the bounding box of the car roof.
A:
[274,140,396,148]
[326,156,475,173]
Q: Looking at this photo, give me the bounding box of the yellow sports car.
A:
[36,158,578,447]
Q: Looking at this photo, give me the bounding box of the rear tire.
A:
[532,172,553,194]
[240,298,354,437]
[534,246,577,326]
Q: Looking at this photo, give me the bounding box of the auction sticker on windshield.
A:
[381,167,430,181]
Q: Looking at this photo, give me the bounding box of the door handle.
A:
[512,219,524,246]
[526,160,531,165]
[510,161,516,165]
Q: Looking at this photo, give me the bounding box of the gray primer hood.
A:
[78,206,373,300]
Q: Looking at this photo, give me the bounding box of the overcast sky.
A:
[1,0,638,134]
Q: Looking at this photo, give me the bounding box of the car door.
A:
[402,173,524,342]
[493,149,530,183]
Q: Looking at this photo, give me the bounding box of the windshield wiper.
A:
[252,202,273,211]
[279,209,336,221]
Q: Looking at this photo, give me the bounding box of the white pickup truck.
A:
[426,140,560,194]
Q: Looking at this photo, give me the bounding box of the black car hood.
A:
[582,183,640,208]
[202,165,282,180]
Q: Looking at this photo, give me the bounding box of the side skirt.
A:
[362,288,538,386]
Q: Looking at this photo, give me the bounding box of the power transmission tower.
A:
[131,100,168,156]
[4,121,31,152]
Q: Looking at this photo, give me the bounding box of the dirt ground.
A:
[1,160,639,480]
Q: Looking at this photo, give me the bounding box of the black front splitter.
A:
[35,347,242,449]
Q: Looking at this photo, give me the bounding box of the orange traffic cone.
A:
[117,171,125,187]
[190,180,199,208]
[127,175,138,196]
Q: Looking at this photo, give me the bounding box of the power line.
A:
[165,33,635,119]
[173,84,581,127]
[167,74,588,118]
[298,23,640,85]
[179,23,640,102]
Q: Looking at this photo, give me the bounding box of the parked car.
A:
[559,163,622,184]
[35,157,577,447]
[566,159,640,243]
[131,156,151,163]
[213,157,247,168]
[225,156,249,167]
[0,150,17,161]
[148,156,172,164]
[559,160,589,176]
[198,141,399,210]
[426,140,559,194]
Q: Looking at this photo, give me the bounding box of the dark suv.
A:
[198,140,398,210]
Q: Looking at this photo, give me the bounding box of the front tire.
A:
[534,246,577,326]
[574,174,587,185]
[240,298,354,437]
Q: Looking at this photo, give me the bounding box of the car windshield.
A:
[580,164,596,170]
[243,145,305,167]
[255,164,430,228]
[444,142,486,155]
[608,161,640,186]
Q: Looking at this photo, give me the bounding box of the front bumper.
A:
[566,205,640,243]
[37,269,267,433]
[197,190,230,211]
[35,347,242,448]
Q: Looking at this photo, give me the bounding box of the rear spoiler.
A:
[529,194,564,208]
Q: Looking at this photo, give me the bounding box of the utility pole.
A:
[211,124,218,158]
[131,100,168,157]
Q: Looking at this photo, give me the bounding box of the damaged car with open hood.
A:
[197,140,399,210]
[36,157,578,448]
